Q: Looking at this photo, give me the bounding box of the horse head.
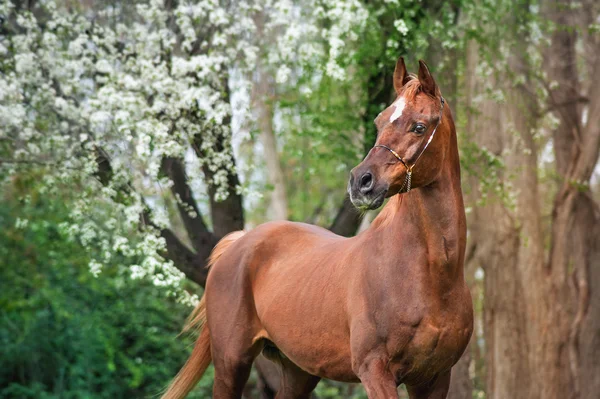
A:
[349,58,449,210]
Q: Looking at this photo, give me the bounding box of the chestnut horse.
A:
[162,58,473,399]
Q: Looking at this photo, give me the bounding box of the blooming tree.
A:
[0,0,370,300]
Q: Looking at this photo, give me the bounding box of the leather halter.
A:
[374,96,445,193]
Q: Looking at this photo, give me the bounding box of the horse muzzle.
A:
[348,169,387,210]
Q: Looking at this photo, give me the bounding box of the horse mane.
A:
[399,74,440,101]
[400,74,422,101]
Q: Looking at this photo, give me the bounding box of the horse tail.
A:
[182,230,246,334]
[161,325,211,399]
[161,231,246,399]
[207,230,247,270]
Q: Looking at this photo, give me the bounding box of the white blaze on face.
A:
[389,96,406,123]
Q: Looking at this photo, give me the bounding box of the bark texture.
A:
[253,15,289,221]
[541,2,600,397]
[463,1,600,397]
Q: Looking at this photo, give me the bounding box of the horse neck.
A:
[369,127,466,282]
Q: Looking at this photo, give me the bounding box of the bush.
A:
[0,184,205,398]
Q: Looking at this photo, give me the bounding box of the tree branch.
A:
[191,87,244,238]
[160,156,212,252]
[192,129,244,238]
[575,56,600,183]
[329,194,363,237]
[94,146,213,286]
[142,209,215,286]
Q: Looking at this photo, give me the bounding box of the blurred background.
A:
[0,0,598,398]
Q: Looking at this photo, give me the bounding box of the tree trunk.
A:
[461,34,537,399]
[255,65,289,220]
[434,17,472,399]
[467,0,600,397]
[447,345,472,399]
[541,2,600,397]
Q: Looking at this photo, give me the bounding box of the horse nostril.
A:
[359,172,374,194]
[360,173,372,187]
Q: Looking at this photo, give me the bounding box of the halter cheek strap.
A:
[374,96,445,193]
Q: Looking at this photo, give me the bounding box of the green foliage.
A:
[272,0,460,225]
[315,381,368,398]
[278,72,365,224]
[460,140,516,209]
[0,179,208,398]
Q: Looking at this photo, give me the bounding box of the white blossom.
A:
[0,0,374,295]
[394,19,409,36]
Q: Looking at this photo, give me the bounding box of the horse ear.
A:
[394,57,410,95]
[417,60,438,97]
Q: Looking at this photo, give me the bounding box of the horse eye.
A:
[414,123,427,134]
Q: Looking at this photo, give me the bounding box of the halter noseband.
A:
[374,96,445,193]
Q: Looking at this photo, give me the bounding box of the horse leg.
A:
[210,341,260,399]
[350,320,399,399]
[406,370,451,399]
[354,357,399,399]
[207,293,262,398]
[205,248,265,398]
[275,357,321,399]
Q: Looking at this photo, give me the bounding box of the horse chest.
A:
[387,307,472,384]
